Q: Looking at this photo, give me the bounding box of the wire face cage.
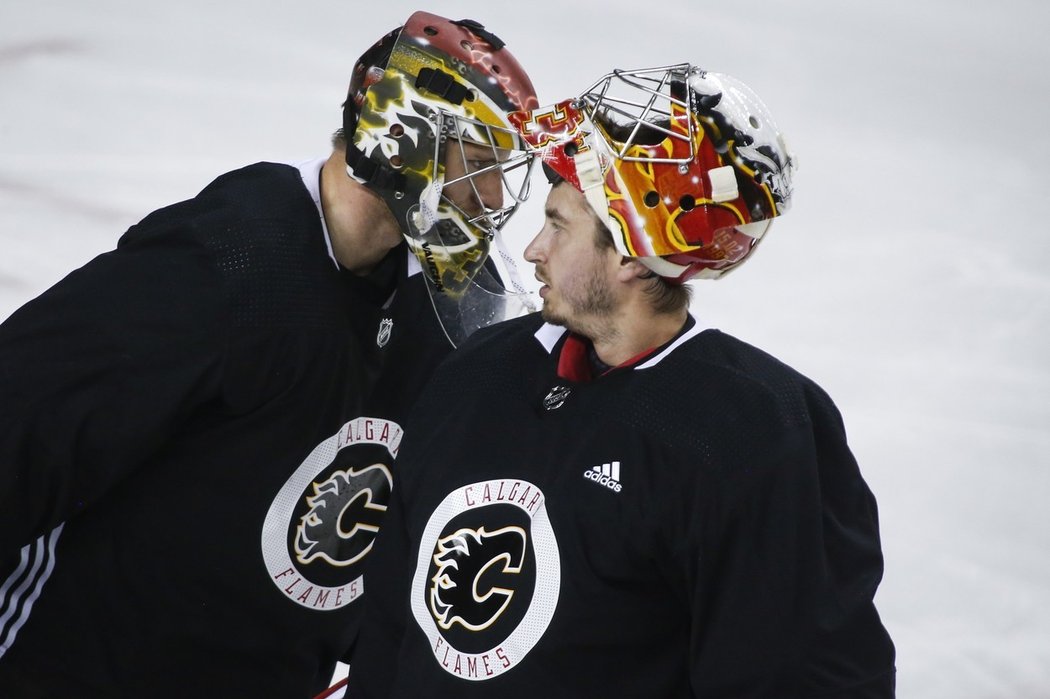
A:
[577,63,697,165]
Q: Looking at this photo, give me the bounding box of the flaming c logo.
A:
[429,526,527,631]
[294,463,392,567]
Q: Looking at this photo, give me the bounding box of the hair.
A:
[637,268,692,315]
[331,128,346,149]
[592,109,671,146]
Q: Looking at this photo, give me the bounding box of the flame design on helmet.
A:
[512,64,796,282]
[344,12,539,296]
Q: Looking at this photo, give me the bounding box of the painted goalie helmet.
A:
[344,12,540,344]
[511,64,796,282]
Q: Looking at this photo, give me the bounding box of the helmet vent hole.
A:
[389,124,404,138]
[492,64,502,74]
[424,26,438,36]
[389,155,404,169]
[564,143,578,157]
[461,40,474,51]
[644,191,660,208]
[679,195,696,211]
[465,90,477,102]
[748,115,760,129]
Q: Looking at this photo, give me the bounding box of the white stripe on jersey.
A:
[635,314,709,370]
[0,523,64,658]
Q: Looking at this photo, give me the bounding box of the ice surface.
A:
[2,1,1048,695]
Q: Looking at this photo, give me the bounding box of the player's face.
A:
[442,140,506,218]
[524,183,619,332]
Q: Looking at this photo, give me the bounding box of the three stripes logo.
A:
[583,461,622,493]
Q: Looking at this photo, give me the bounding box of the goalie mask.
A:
[344,11,540,344]
[510,64,796,282]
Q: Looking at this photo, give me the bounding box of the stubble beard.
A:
[540,263,615,336]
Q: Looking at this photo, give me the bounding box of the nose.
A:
[473,169,504,212]
[524,226,547,264]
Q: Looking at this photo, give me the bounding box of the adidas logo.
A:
[583,461,622,493]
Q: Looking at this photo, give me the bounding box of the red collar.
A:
[555,334,658,382]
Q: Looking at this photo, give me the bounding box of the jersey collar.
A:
[533,314,705,382]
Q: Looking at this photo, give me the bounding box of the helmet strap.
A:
[345,145,407,194]
[450,19,505,50]
[415,68,470,105]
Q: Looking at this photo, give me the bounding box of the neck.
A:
[320,150,403,275]
[585,302,688,367]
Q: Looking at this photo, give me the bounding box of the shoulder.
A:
[197,162,317,222]
[413,312,546,402]
[443,313,547,372]
[625,328,844,460]
[190,161,309,216]
[119,162,313,248]
[118,162,339,329]
[660,329,830,407]
[457,312,547,352]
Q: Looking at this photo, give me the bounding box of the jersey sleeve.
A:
[0,233,227,554]
[681,401,895,697]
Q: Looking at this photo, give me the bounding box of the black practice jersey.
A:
[351,313,896,698]
[0,161,453,696]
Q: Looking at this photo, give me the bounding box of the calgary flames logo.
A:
[294,463,393,568]
[411,479,560,681]
[262,416,403,611]
[429,526,527,631]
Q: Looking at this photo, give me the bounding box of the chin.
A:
[540,305,565,327]
[542,305,584,334]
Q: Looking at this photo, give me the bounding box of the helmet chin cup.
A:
[413,217,539,347]
[421,261,539,348]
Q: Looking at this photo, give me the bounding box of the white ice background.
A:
[1,1,1048,697]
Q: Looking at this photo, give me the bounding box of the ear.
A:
[615,257,649,283]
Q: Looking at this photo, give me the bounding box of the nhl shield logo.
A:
[376,318,393,348]
[542,385,571,411]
